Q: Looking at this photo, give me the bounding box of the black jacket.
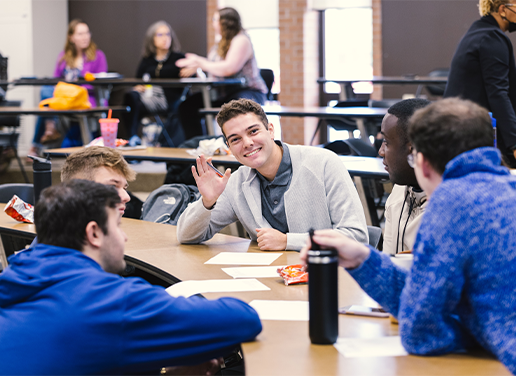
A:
[136,52,185,105]
[444,15,516,155]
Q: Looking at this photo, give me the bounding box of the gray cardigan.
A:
[177,144,368,250]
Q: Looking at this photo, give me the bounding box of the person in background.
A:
[177,99,368,251]
[444,0,516,167]
[0,179,261,374]
[379,98,430,255]
[123,21,185,146]
[175,7,268,140]
[302,98,516,374]
[28,19,107,157]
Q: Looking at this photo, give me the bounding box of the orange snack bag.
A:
[277,264,308,286]
[4,195,34,223]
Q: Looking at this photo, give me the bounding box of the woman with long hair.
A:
[175,7,267,140]
[29,19,107,156]
[123,21,185,144]
[444,0,516,167]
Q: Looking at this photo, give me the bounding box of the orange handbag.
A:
[39,81,91,110]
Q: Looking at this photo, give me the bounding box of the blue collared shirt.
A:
[256,141,292,234]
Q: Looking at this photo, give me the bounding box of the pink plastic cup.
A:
[99,118,119,148]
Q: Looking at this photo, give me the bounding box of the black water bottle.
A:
[308,229,339,344]
[30,156,52,204]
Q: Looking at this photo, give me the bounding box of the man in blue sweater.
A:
[302,98,516,374]
[0,180,262,375]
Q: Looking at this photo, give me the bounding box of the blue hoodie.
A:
[0,244,262,375]
[348,147,516,374]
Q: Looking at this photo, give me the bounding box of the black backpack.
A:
[141,184,200,225]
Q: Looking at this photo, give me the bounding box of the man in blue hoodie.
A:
[302,98,516,374]
[0,179,262,375]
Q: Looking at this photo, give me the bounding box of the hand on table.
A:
[180,67,198,78]
[192,154,231,209]
[256,228,287,251]
[163,357,223,375]
[300,229,370,269]
[133,85,146,93]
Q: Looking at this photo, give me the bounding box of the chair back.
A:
[367,225,383,248]
[342,138,378,157]
[0,183,34,205]
[259,69,275,100]
[425,68,449,96]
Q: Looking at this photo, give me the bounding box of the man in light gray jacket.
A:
[177,99,367,251]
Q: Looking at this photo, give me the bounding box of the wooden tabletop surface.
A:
[0,205,507,375]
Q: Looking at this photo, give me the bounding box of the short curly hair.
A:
[408,98,494,174]
[216,99,269,134]
[479,0,511,16]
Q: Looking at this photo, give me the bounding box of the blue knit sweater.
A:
[349,147,516,374]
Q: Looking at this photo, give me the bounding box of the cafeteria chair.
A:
[259,68,276,101]
[415,68,449,98]
[0,183,34,205]
[0,100,29,182]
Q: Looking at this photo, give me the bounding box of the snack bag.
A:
[277,264,308,286]
[4,195,34,223]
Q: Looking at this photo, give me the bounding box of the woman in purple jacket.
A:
[29,19,107,156]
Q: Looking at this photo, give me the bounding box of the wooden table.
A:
[0,106,128,144]
[318,76,448,101]
[0,207,508,375]
[11,77,245,135]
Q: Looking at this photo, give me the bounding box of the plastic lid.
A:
[98,118,120,123]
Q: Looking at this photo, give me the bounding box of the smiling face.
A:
[378,113,417,186]
[223,113,280,178]
[153,25,171,53]
[70,22,91,51]
[92,167,130,217]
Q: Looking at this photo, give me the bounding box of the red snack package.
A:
[4,195,34,223]
[277,264,308,286]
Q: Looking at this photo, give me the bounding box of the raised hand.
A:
[256,228,287,251]
[191,155,231,209]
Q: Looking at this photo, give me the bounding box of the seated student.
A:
[301,98,516,374]
[175,7,268,139]
[61,146,135,216]
[123,21,186,145]
[379,98,430,254]
[28,19,108,157]
[0,179,261,374]
[177,98,368,251]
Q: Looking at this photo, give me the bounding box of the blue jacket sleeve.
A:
[348,196,473,355]
[119,278,262,370]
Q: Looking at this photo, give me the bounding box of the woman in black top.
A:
[124,21,184,143]
[444,0,516,167]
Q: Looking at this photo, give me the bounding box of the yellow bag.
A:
[39,81,91,110]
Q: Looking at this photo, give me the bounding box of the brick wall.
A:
[372,0,383,100]
[279,0,319,145]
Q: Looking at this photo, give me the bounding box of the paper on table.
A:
[205,252,282,265]
[166,278,270,298]
[334,336,408,358]
[249,300,309,321]
[222,265,286,279]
